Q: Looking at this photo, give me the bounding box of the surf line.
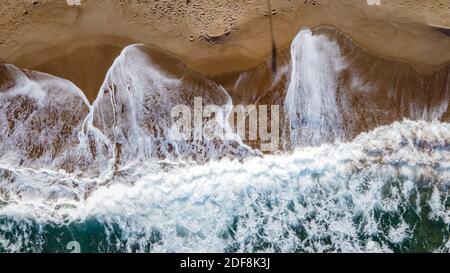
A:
[171,96,281,152]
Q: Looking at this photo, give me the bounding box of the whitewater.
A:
[0,28,448,253]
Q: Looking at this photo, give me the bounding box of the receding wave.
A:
[0,27,448,253]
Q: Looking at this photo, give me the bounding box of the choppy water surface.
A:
[0,28,448,253]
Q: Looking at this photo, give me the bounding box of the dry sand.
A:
[0,0,449,101]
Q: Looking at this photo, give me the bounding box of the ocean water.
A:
[0,28,448,253]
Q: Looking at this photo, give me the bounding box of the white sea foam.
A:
[0,65,91,172]
[0,45,253,179]
[0,28,449,253]
[79,44,254,174]
[286,28,348,146]
[0,120,449,252]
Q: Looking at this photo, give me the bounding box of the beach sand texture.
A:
[0,0,449,100]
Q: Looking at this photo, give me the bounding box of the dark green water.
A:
[1,181,448,253]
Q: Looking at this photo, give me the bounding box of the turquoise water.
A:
[0,28,448,253]
[0,175,448,253]
[0,121,449,253]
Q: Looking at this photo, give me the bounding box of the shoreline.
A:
[1,0,450,101]
[1,1,449,72]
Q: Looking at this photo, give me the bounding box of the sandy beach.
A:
[1,0,450,100]
[1,1,450,254]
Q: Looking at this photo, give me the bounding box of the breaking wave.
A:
[0,27,448,253]
[286,28,348,146]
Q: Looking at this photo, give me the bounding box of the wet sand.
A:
[0,0,449,101]
[10,35,133,101]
